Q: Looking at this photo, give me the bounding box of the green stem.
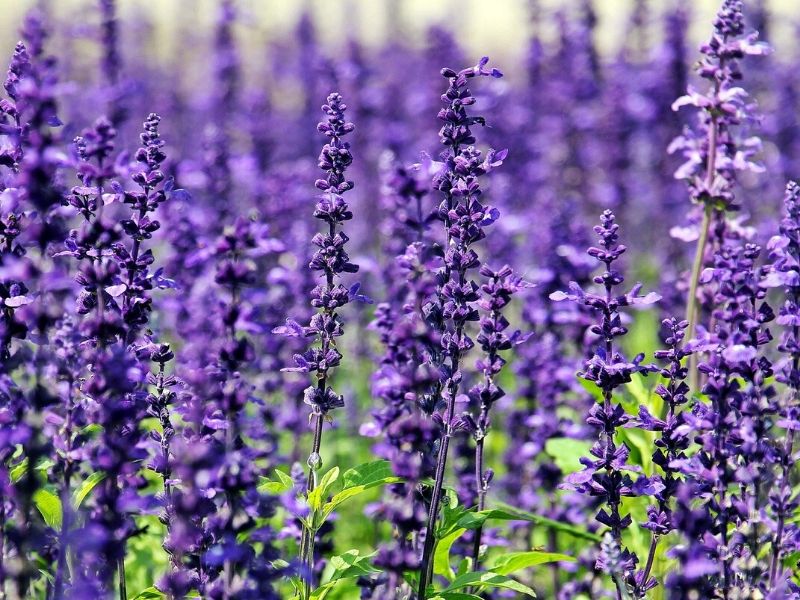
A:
[685,203,713,392]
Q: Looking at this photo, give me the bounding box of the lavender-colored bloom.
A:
[674,239,776,597]
[460,264,527,566]
[671,0,771,363]
[275,92,359,591]
[552,210,660,595]
[763,181,800,589]
[632,317,694,597]
[417,57,504,598]
[117,113,169,340]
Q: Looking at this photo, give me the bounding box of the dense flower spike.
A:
[463,264,527,567]
[417,57,504,600]
[763,180,800,590]
[552,210,660,596]
[671,0,771,386]
[275,91,359,594]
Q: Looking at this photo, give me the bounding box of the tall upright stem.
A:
[685,78,720,392]
[685,203,713,391]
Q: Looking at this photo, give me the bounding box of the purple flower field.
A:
[1,0,800,598]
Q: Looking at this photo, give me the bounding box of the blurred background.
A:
[1,0,798,76]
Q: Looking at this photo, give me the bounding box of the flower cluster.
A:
[553,210,660,595]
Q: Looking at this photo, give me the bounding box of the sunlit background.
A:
[1,0,797,75]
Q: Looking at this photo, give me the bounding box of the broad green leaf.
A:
[310,550,379,600]
[544,438,592,474]
[455,558,472,578]
[783,550,800,567]
[442,571,536,597]
[323,461,401,518]
[307,466,340,512]
[72,472,107,509]
[433,527,466,580]
[33,488,62,531]
[131,587,165,600]
[341,460,396,488]
[438,503,469,537]
[490,551,575,575]
[328,549,379,579]
[464,505,602,543]
[258,468,294,495]
[430,594,483,600]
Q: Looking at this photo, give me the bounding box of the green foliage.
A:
[489,551,576,575]
[130,587,166,599]
[72,471,106,509]
[310,550,379,599]
[32,488,62,531]
[440,571,536,597]
[461,506,602,542]
[544,438,592,474]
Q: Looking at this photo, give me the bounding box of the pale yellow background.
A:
[0,0,797,73]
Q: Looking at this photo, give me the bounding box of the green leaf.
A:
[307,466,340,512]
[9,457,55,484]
[544,438,592,474]
[80,423,103,437]
[783,550,800,567]
[617,427,656,476]
[430,594,483,600]
[578,378,604,403]
[463,505,602,543]
[322,460,401,519]
[438,503,469,538]
[33,488,62,531]
[442,571,536,597]
[38,569,55,585]
[258,468,294,495]
[341,459,396,488]
[310,550,379,600]
[433,528,466,580]
[490,551,575,575]
[10,459,28,483]
[72,472,107,509]
[131,587,165,600]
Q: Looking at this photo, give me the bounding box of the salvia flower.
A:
[552,210,660,595]
[763,180,800,589]
[275,92,359,592]
[417,57,504,598]
[463,264,528,566]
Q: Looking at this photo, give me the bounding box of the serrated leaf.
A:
[131,587,165,600]
[544,438,592,474]
[72,472,106,509]
[490,551,575,575]
[434,527,466,580]
[33,488,62,531]
[442,571,536,597]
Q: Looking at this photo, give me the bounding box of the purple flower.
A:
[553,210,658,595]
